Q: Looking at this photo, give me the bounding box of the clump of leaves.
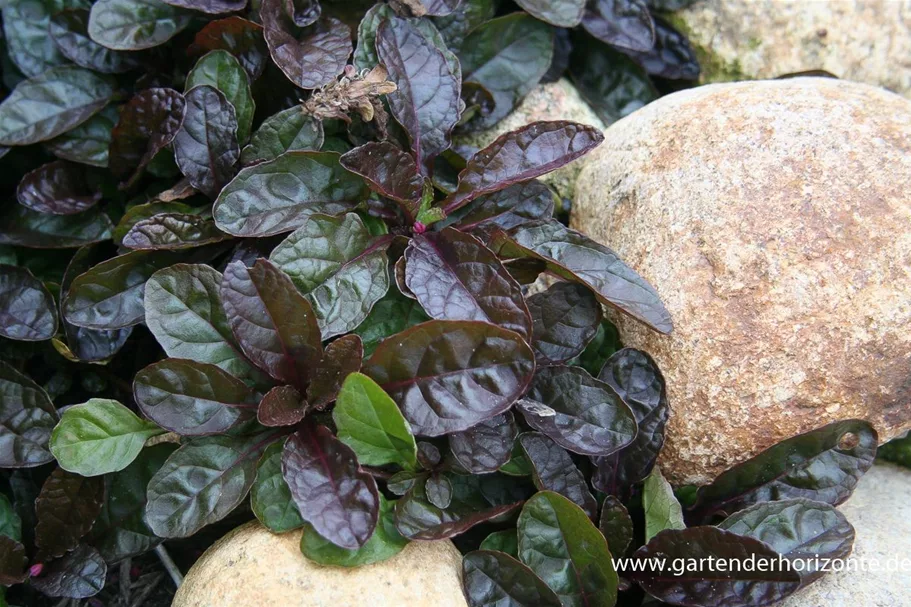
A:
[0,1,874,606]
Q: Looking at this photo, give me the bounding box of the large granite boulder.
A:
[172,522,467,607]
[670,0,911,97]
[573,78,911,485]
[782,463,911,606]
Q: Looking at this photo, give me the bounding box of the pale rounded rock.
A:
[782,463,911,606]
[670,0,911,97]
[454,78,605,199]
[172,522,468,607]
[573,78,911,485]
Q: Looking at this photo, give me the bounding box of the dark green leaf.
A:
[173,85,240,198]
[2,0,73,77]
[0,493,22,541]
[364,320,535,436]
[241,106,323,166]
[449,411,517,474]
[495,219,672,333]
[214,151,367,237]
[163,0,244,14]
[87,0,191,51]
[108,88,186,186]
[879,433,911,468]
[599,496,632,556]
[425,474,453,508]
[0,205,113,249]
[190,16,268,81]
[517,491,618,607]
[251,439,304,532]
[145,263,261,381]
[519,433,597,518]
[463,550,562,607]
[261,0,352,90]
[113,200,196,243]
[458,14,553,130]
[46,104,120,168]
[17,160,102,215]
[480,529,518,556]
[186,50,254,144]
[643,466,685,541]
[582,0,655,53]
[405,227,532,339]
[527,281,600,364]
[281,424,379,549]
[443,122,603,214]
[692,419,878,520]
[624,15,700,80]
[340,142,423,216]
[257,385,306,427]
[719,498,855,582]
[122,213,230,250]
[353,285,429,357]
[269,213,390,338]
[0,264,58,341]
[432,0,496,52]
[0,360,58,467]
[571,319,621,377]
[307,334,363,409]
[49,398,163,476]
[352,2,388,70]
[520,365,636,457]
[145,431,276,537]
[628,527,801,607]
[221,258,323,387]
[441,180,556,236]
[516,0,585,27]
[0,536,27,585]
[0,66,114,146]
[134,358,256,435]
[50,8,140,73]
[30,544,106,598]
[300,494,408,567]
[35,468,104,560]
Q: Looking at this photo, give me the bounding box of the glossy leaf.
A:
[441,180,556,236]
[113,200,196,243]
[0,66,114,146]
[300,494,408,567]
[458,14,553,129]
[50,398,163,476]
[691,419,878,521]
[307,334,363,409]
[214,151,367,237]
[364,320,535,436]
[1,0,69,77]
[35,468,104,560]
[145,263,262,381]
[284,0,320,26]
[241,106,323,166]
[519,365,636,457]
[29,544,106,599]
[528,281,600,364]
[582,0,655,53]
[0,493,22,540]
[463,550,562,607]
[0,264,58,341]
[628,527,801,607]
[0,536,27,585]
[624,16,700,80]
[719,498,855,582]
[87,0,191,51]
[443,122,603,214]
[340,142,423,215]
[282,424,379,549]
[432,0,495,51]
[46,104,119,168]
[0,205,113,249]
[269,213,390,338]
[394,472,525,540]
[122,213,230,250]
[186,50,254,145]
[480,529,518,556]
[163,0,245,14]
[449,411,517,474]
[517,491,618,607]
[333,372,418,470]
[377,16,460,174]
[251,439,304,532]
[599,496,632,556]
[17,160,101,215]
[173,85,240,198]
[405,228,532,339]
[516,0,585,27]
[262,0,352,90]
[145,431,275,537]
[108,88,186,186]
[50,8,140,73]
[497,219,672,333]
[190,16,268,80]
[134,358,255,435]
[354,285,430,357]
[257,385,306,427]
[643,466,685,541]
[519,433,597,519]
[63,250,181,329]
[0,360,58,467]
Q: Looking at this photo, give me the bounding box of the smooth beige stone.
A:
[172,522,468,607]
[573,78,911,485]
[670,0,911,97]
[455,78,604,200]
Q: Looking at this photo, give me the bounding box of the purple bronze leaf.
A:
[0,264,58,341]
[35,468,104,561]
[340,142,423,217]
[448,411,517,474]
[29,544,106,599]
[17,160,101,215]
[307,334,363,410]
[582,0,656,53]
[258,385,307,427]
[162,0,246,14]
[190,17,269,81]
[519,431,597,518]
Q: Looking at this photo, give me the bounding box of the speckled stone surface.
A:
[782,463,911,606]
[454,78,604,200]
[172,522,468,607]
[671,0,911,97]
[573,78,911,485]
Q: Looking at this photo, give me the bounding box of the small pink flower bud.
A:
[413,221,427,234]
[29,563,44,577]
